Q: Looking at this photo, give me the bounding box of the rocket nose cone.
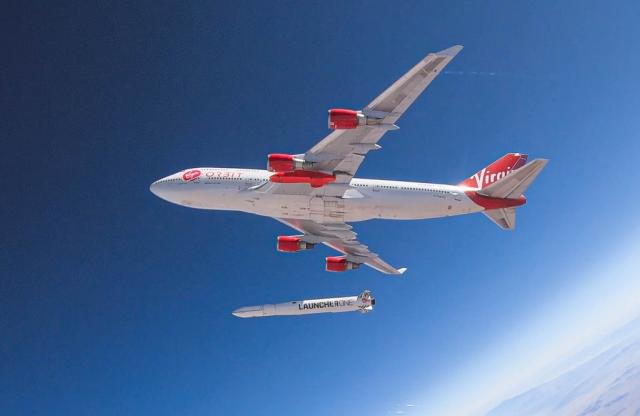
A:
[232,305,264,318]
[232,308,249,318]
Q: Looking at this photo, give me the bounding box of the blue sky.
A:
[3,1,640,415]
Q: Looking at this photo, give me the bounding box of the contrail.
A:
[444,70,497,76]
[443,70,549,81]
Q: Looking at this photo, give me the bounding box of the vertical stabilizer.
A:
[478,159,549,199]
[462,154,548,231]
[460,153,528,189]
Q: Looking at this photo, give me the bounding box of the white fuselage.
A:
[150,168,484,222]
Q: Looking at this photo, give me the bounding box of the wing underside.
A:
[304,45,463,181]
[276,218,407,275]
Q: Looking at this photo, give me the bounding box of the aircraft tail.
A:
[478,158,548,199]
[460,154,548,230]
[459,153,529,189]
[483,207,517,230]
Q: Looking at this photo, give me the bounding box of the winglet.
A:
[397,267,408,275]
[436,45,463,57]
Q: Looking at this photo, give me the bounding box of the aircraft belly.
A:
[377,193,446,219]
[247,193,312,219]
[346,190,481,220]
[237,186,483,221]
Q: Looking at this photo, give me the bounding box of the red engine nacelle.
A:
[277,236,314,252]
[267,154,312,172]
[328,109,363,129]
[267,154,295,172]
[325,256,361,272]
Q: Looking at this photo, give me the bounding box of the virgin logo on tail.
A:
[182,169,201,181]
[471,168,513,188]
[460,153,527,189]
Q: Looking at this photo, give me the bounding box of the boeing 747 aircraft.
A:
[150,45,547,275]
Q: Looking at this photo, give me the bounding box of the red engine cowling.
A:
[325,256,361,272]
[267,154,295,172]
[270,170,336,188]
[328,109,362,129]
[277,236,314,252]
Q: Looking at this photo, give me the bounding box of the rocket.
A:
[232,290,375,318]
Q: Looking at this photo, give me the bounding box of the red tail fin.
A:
[460,153,528,189]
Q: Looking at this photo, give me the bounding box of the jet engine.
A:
[268,154,297,172]
[327,108,397,130]
[277,236,315,252]
[325,256,361,272]
[267,154,316,172]
[328,109,362,129]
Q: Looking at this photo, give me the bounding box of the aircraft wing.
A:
[276,218,407,275]
[304,45,463,183]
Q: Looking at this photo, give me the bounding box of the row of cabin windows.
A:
[204,177,262,181]
[192,177,452,193]
[353,183,451,193]
[155,177,263,183]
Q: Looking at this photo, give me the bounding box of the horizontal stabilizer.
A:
[479,159,548,199]
[483,208,517,230]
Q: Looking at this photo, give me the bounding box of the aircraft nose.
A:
[150,171,203,207]
[150,173,188,204]
[149,179,163,197]
[149,176,176,200]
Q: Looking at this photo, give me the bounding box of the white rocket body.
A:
[232,290,375,318]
